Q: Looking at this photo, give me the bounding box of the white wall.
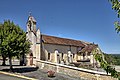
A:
[44,44,78,54]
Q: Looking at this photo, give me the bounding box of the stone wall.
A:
[43,44,79,64]
[44,44,78,54]
[36,60,117,80]
[115,66,120,72]
[42,43,99,65]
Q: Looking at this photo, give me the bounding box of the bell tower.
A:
[26,13,36,33]
[26,13,37,65]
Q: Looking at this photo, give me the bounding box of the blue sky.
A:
[0,0,120,54]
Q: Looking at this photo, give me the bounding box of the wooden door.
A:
[30,53,33,65]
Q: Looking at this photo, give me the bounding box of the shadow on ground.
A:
[1,66,39,73]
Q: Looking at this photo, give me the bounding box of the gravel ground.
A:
[0,65,85,80]
[21,69,85,80]
[0,60,86,80]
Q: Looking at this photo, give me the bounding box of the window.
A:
[48,53,50,60]
[62,53,64,60]
[55,49,58,54]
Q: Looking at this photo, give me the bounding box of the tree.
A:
[103,53,116,65]
[93,49,120,79]
[109,0,120,33]
[18,31,31,66]
[0,20,30,71]
[0,23,8,65]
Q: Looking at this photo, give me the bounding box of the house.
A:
[26,14,102,67]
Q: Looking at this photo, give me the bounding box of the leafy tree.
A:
[0,20,30,71]
[109,0,120,33]
[0,22,8,65]
[104,53,120,65]
[18,31,31,66]
[112,54,120,65]
[103,53,116,65]
[93,49,120,80]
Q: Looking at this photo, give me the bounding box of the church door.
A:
[30,53,33,65]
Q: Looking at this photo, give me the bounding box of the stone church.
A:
[26,14,102,67]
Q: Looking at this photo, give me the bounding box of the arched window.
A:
[55,49,59,54]
[48,53,50,60]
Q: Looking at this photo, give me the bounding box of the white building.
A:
[26,15,102,67]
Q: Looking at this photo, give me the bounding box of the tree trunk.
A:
[2,55,6,66]
[9,57,13,72]
[20,54,24,66]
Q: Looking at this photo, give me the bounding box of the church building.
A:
[26,14,102,67]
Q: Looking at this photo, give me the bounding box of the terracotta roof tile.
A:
[80,44,98,53]
[42,34,85,47]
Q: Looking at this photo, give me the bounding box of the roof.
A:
[42,34,85,47]
[81,41,91,46]
[28,16,36,22]
[80,44,98,53]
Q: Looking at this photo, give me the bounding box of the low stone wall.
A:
[36,60,117,80]
[115,66,120,72]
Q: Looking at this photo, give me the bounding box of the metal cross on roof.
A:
[29,12,32,16]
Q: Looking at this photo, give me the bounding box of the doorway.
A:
[30,53,33,65]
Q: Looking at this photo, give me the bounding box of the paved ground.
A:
[0,66,84,80]
[0,60,85,80]
[21,69,85,80]
[0,73,28,80]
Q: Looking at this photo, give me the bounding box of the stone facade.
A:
[25,15,116,79]
[26,15,102,67]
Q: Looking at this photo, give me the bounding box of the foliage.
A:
[0,20,31,71]
[109,0,120,33]
[114,21,120,34]
[0,22,8,65]
[0,24,2,54]
[109,0,120,17]
[93,49,120,79]
[103,53,116,65]
[104,53,120,65]
[112,54,120,65]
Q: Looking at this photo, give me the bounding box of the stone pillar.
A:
[85,52,88,59]
[80,53,83,60]
[73,53,77,62]
[90,53,94,64]
[26,56,30,66]
[54,50,58,63]
[56,66,59,72]
[51,53,54,62]
[45,49,48,61]
[41,63,45,69]
[68,51,72,63]
[63,54,68,64]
